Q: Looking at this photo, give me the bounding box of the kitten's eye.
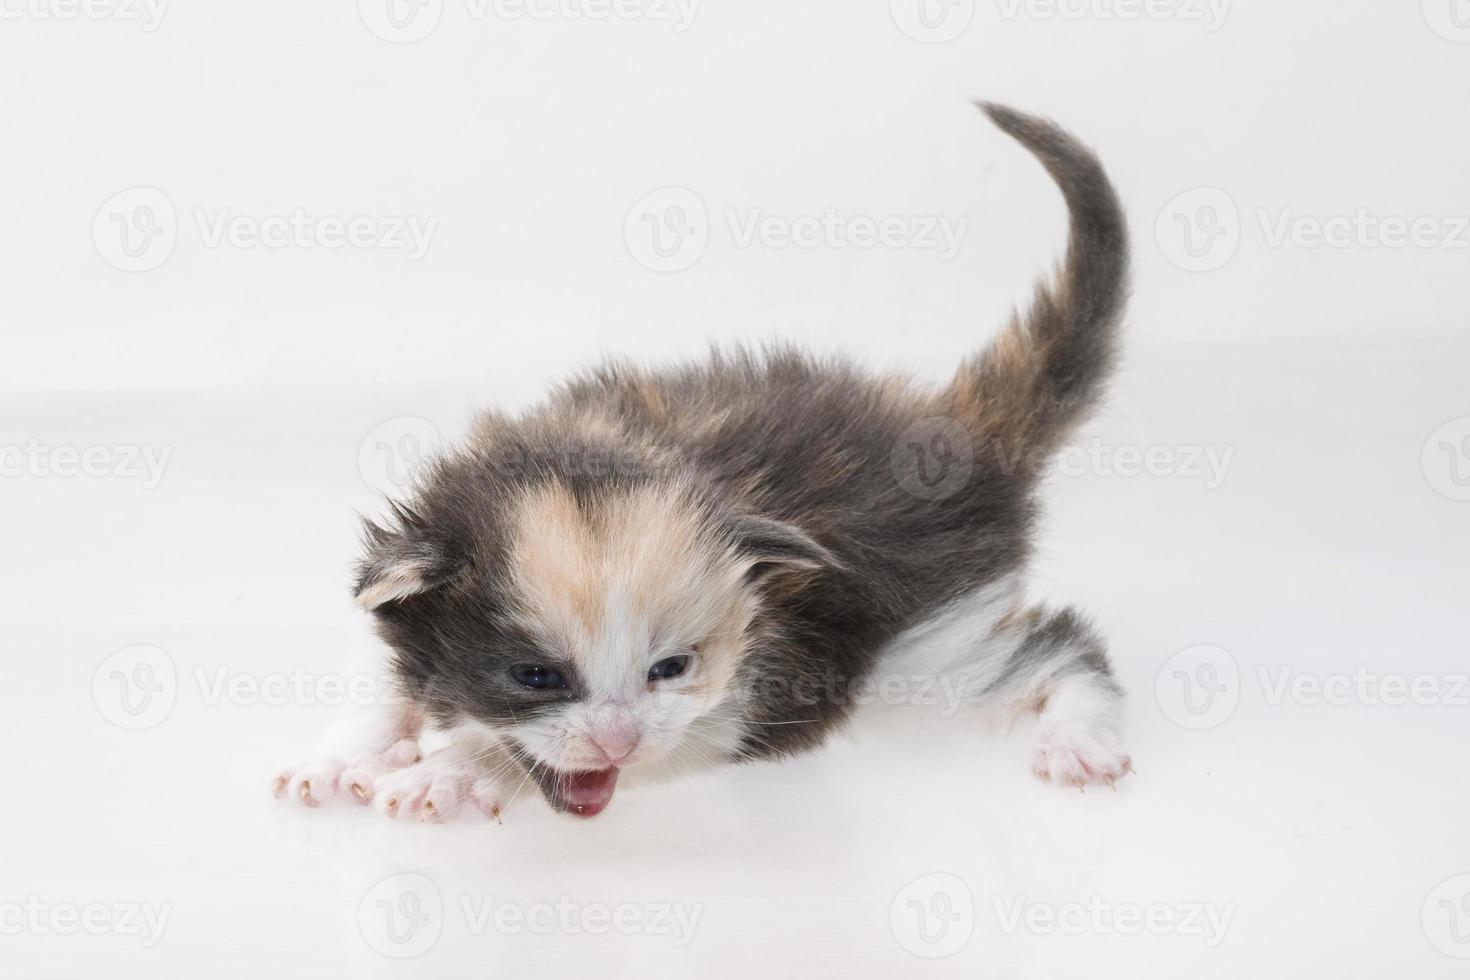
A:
[648,654,690,682]
[511,664,566,690]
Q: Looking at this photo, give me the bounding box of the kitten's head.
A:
[356,453,832,817]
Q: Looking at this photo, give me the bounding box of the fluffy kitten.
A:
[274,103,1132,821]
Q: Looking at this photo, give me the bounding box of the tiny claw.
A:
[300,781,318,807]
[350,782,369,802]
[385,797,399,817]
[490,804,502,824]
[273,776,288,798]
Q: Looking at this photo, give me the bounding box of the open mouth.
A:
[532,764,620,818]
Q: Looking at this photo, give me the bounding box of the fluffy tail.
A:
[948,102,1130,458]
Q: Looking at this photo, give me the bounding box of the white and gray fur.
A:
[274,103,1134,820]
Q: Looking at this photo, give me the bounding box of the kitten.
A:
[273,103,1132,821]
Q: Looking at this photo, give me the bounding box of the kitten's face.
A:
[357,474,831,817]
[492,482,758,815]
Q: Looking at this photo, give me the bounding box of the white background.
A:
[3,0,1469,977]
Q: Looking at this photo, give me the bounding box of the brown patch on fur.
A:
[991,603,1041,638]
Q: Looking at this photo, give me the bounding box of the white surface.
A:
[3,3,1469,977]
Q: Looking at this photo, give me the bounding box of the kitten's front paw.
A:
[372,751,504,823]
[1031,729,1132,789]
[272,738,421,808]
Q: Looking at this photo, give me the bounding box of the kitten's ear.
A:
[727,514,839,581]
[354,510,465,610]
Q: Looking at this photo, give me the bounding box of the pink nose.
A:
[590,728,640,765]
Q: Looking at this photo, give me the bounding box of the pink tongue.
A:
[562,768,619,818]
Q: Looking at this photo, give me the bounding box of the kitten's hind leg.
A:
[985,607,1131,788]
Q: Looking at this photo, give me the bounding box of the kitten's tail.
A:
[946,102,1130,459]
